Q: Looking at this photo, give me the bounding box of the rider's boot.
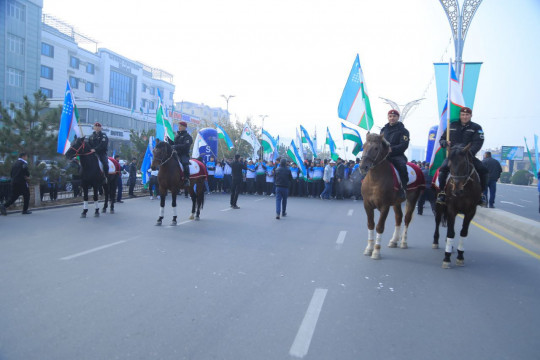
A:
[436,191,446,205]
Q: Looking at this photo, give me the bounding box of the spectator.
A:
[223,159,232,193]
[206,156,216,192]
[265,160,275,196]
[128,157,137,197]
[246,159,256,194]
[290,162,299,196]
[229,154,247,209]
[335,158,345,200]
[275,158,292,219]
[482,151,503,208]
[0,152,31,215]
[418,164,436,215]
[148,167,159,200]
[214,161,224,193]
[114,155,124,203]
[255,159,266,195]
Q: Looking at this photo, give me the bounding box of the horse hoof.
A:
[371,253,381,260]
[189,214,195,220]
[456,259,465,266]
[432,244,439,249]
[155,221,162,226]
[400,242,408,249]
[388,242,397,248]
[170,221,177,226]
[80,213,86,218]
[442,261,451,269]
[364,249,373,256]
[94,213,99,217]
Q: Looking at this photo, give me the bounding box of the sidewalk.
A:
[474,207,540,245]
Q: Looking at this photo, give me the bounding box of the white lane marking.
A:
[254,198,266,202]
[220,207,233,211]
[521,199,532,203]
[347,209,354,216]
[179,220,193,225]
[290,288,328,358]
[61,240,128,260]
[336,231,347,249]
[500,201,525,208]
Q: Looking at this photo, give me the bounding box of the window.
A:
[70,56,79,69]
[169,92,173,100]
[141,99,147,108]
[85,82,94,93]
[8,34,24,55]
[40,88,53,98]
[149,101,155,110]
[40,65,53,80]
[7,68,24,87]
[41,42,54,57]
[86,63,94,74]
[109,70,134,109]
[8,1,25,22]
[69,76,79,89]
[142,84,147,92]
[149,87,155,95]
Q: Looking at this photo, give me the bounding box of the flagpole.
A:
[446,58,452,156]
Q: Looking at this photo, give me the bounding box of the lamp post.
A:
[439,0,482,79]
[221,94,235,120]
[379,97,425,123]
[259,115,268,160]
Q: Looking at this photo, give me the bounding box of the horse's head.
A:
[447,143,474,196]
[151,140,171,170]
[65,136,86,159]
[359,133,390,175]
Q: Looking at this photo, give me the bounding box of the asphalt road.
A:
[1,193,539,360]
[493,183,539,222]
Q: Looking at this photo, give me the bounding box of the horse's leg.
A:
[189,188,196,220]
[81,185,89,218]
[400,191,420,249]
[363,205,375,256]
[93,185,100,217]
[196,190,204,220]
[103,182,109,213]
[372,206,391,260]
[171,191,177,226]
[433,204,442,249]
[388,203,403,248]
[456,208,476,266]
[442,209,457,269]
[156,190,166,226]
[110,179,116,214]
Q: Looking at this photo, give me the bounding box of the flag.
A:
[287,140,307,178]
[325,127,339,161]
[272,135,280,162]
[313,127,318,155]
[535,134,539,174]
[425,125,438,163]
[429,62,465,176]
[57,81,81,154]
[140,136,155,184]
[341,122,363,156]
[261,129,276,154]
[240,123,261,153]
[338,54,374,130]
[300,125,317,157]
[216,124,234,150]
[192,132,209,159]
[156,102,174,141]
[524,137,535,174]
[295,128,305,163]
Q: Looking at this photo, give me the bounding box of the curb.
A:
[474,207,540,245]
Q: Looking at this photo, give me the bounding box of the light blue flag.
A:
[287,140,307,178]
[535,134,539,174]
[57,81,81,154]
[325,127,339,161]
[216,124,234,150]
[272,136,280,162]
[300,125,317,157]
[141,136,155,184]
[434,62,482,117]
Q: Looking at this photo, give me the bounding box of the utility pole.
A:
[221,95,235,121]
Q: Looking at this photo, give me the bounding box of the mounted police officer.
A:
[168,121,192,187]
[88,122,109,183]
[436,107,488,206]
[381,109,409,199]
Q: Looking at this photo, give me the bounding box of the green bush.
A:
[500,172,511,183]
[511,170,532,185]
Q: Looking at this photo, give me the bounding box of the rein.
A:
[448,155,478,191]
[154,147,176,166]
[69,141,94,157]
[362,144,389,171]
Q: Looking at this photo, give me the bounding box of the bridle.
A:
[153,145,176,166]
[68,140,93,157]
[361,142,389,171]
[448,152,478,193]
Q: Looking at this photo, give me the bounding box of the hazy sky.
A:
[43,0,540,151]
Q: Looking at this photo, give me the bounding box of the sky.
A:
[43,0,540,154]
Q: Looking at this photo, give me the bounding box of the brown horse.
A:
[433,143,481,268]
[151,141,207,225]
[359,133,424,260]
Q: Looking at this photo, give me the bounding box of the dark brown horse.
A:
[359,133,424,260]
[151,141,207,225]
[433,143,481,268]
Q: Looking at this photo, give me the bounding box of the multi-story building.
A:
[175,101,230,127]
[0,0,43,117]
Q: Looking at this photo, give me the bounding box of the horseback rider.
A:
[380,109,409,199]
[436,107,488,206]
[88,122,109,183]
[167,121,192,187]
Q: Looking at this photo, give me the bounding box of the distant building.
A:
[408,145,426,163]
[175,101,229,128]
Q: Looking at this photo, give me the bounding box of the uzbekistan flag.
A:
[325,127,339,161]
[216,124,234,150]
[338,54,374,131]
[57,81,81,154]
[341,122,363,156]
[261,129,277,154]
[287,140,307,179]
[300,125,317,157]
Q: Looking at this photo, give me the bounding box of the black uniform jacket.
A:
[380,122,410,157]
[439,121,484,156]
[11,159,30,186]
[170,131,193,158]
[89,131,109,154]
[275,166,292,188]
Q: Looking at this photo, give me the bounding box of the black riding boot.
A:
[398,173,408,199]
[183,163,191,187]
[479,171,488,207]
[436,170,448,204]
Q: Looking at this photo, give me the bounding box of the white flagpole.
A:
[446,58,452,156]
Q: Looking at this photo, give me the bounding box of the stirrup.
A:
[184,179,190,187]
[479,194,487,207]
[436,191,446,205]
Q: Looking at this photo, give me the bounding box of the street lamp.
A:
[221,94,235,120]
[379,97,425,123]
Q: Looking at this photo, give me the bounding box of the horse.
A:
[151,141,207,226]
[65,136,118,218]
[433,143,481,268]
[359,133,425,260]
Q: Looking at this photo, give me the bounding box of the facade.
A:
[0,0,43,116]
[176,101,229,126]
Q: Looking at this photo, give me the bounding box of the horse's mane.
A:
[155,140,172,153]
[448,144,471,160]
[366,133,390,147]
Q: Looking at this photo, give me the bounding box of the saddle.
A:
[390,162,425,192]
[178,159,208,180]
[96,155,119,175]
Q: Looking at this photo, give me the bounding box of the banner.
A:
[425,125,438,163]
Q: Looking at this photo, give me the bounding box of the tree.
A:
[0,91,61,182]
[128,128,155,166]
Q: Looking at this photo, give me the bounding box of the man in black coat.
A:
[128,158,137,197]
[229,154,247,209]
[436,107,488,206]
[275,158,293,219]
[381,109,410,199]
[0,152,32,215]
[482,151,503,208]
[168,121,193,187]
[88,122,109,181]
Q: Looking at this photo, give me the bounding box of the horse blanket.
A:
[390,162,426,191]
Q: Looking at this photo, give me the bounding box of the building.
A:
[175,101,230,128]
[1,0,43,117]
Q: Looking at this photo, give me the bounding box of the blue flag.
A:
[216,124,234,150]
[300,125,317,157]
[141,136,155,184]
[57,81,81,154]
